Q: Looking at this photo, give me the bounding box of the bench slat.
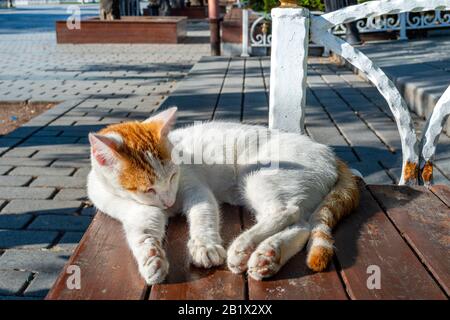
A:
[46,212,148,300]
[431,184,450,208]
[243,210,348,300]
[334,182,446,299]
[149,205,246,300]
[369,184,450,296]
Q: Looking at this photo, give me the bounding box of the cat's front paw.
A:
[227,237,256,274]
[188,238,226,268]
[138,242,169,285]
[247,241,282,280]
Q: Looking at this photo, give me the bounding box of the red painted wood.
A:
[334,182,446,299]
[55,17,187,44]
[244,209,348,300]
[46,212,148,300]
[370,184,450,296]
[430,184,450,208]
[149,205,246,300]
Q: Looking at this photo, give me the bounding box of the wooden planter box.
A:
[143,6,208,19]
[170,7,208,19]
[55,17,187,44]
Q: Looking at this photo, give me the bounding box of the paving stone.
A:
[0,158,52,167]
[81,206,96,216]
[28,215,92,232]
[30,176,86,188]
[0,166,12,175]
[1,200,82,215]
[0,214,33,229]
[0,230,58,249]
[23,272,58,298]
[54,189,87,201]
[0,295,40,300]
[0,187,55,200]
[0,249,70,274]
[53,231,84,251]
[0,270,32,296]
[73,167,90,178]
[51,159,91,168]
[8,167,75,177]
[0,176,33,187]
[2,148,37,158]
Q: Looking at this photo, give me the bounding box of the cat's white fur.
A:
[87,107,339,284]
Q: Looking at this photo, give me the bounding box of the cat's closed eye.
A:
[170,173,177,183]
[145,188,156,194]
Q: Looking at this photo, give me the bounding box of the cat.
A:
[87,107,359,284]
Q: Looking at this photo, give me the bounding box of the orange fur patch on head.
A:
[99,121,171,191]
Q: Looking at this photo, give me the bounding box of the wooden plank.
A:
[242,58,269,125]
[244,209,348,300]
[369,184,450,296]
[334,181,446,299]
[213,58,244,121]
[431,184,450,208]
[46,212,148,300]
[149,205,246,300]
[160,57,230,126]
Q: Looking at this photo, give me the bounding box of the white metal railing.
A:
[333,10,450,40]
[269,0,450,186]
[241,9,272,57]
[242,7,450,56]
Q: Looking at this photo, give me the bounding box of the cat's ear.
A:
[88,133,121,166]
[143,107,177,136]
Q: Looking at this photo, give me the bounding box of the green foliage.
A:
[248,0,325,13]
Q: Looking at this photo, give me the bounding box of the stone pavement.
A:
[358,36,450,133]
[0,5,449,300]
[0,5,209,299]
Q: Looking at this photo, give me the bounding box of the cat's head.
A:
[88,107,179,209]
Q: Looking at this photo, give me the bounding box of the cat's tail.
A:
[306,159,360,272]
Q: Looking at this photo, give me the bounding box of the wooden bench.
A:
[46,181,449,299]
[46,56,449,300]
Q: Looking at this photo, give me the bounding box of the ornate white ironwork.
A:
[241,9,272,55]
[250,14,272,47]
[269,0,450,186]
[332,10,450,38]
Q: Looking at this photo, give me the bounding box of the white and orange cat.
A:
[87,107,359,284]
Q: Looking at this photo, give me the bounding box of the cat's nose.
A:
[162,198,175,208]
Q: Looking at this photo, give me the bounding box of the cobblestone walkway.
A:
[0,5,209,299]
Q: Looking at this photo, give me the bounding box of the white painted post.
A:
[241,8,250,57]
[269,5,310,134]
[399,12,408,40]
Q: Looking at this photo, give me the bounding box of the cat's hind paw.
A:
[188,238,226,268]
[139,244,169,285]
[227,238,255,274]
[247,242,282,280]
